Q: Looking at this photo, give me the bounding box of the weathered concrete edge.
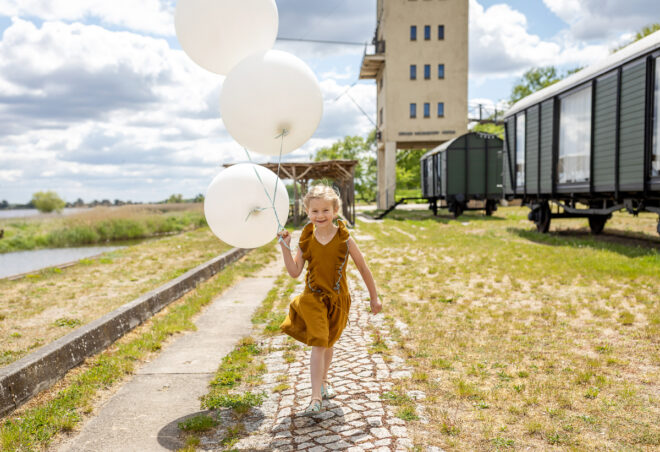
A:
[0,247,249,418]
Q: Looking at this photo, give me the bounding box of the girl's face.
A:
[305,198,338,227]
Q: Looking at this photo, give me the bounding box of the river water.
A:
[0,246,123,279]
[0,208,89,220]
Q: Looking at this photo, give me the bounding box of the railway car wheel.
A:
[532,202,551,233]
[451,203,464,219]
[485,201,496,216]
[588,215,608,234]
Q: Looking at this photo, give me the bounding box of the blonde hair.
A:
[303,185,342,214]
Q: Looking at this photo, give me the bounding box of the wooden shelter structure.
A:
[224,160,358,225]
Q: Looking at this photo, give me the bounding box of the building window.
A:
[424,25,431,40]
[559,86,592,184]
[653,56,660,177]
[437,102,444,117]
[410,103,417,118]
[410,25,417,41]
[410,64,417,80]
[438,25,445,40]
[424,64,430,79]
[438,64,445,79]
[424,103,430,118]
[516,113,525,188]
[379,108,383,126]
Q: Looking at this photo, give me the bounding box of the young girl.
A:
[277,185,381,416]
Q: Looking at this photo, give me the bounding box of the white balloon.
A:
[175,0,278,75]
[220,50,323,156]
[204,163,289,249]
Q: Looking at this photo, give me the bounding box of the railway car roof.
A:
[504,30,660,118]
[420,132,500,160]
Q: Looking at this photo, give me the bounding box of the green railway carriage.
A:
[421,132,503,217]
[503,31,660,235]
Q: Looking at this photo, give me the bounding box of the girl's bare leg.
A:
[322,347,334,382]
[310,346,325,402]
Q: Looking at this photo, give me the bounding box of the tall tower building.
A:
[360,0,469,208]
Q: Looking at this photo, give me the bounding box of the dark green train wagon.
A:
[503,31,660,235]
[421,132,503,217]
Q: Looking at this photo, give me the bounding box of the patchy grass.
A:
[0,226,232,366]
[381,389,419,421]
[355,207,660,450]
[200,337,267,412]
[0,242,277,452]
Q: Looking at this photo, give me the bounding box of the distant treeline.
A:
[0,193,205,210]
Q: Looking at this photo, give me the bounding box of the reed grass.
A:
[0,204,206,253]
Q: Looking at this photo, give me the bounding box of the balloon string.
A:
[242,132,290,250]
[245,206,267,222]
[271,129,288,210]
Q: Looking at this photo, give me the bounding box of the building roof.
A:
[505,30,660,118]
[223,160,358,181]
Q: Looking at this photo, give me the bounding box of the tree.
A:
[614,23,660,52]
[31,191,65,213]
[314,131,377,202]
[395,149,426,190]
[167,193,183,203]
[0,200,8,210]
[510,66,561,104]
[472,122,504,139]
[193,193,205,203]
[510,65,584,105]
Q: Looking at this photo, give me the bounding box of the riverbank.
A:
[0,203,205,254]
[0,226,234,367]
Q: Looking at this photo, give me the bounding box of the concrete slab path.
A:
[56,253,283,452]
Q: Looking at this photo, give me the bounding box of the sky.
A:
[0,0,658,204]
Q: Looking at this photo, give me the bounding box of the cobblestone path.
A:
[227,275,417,451]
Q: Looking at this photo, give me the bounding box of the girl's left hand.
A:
[370,298,382,315]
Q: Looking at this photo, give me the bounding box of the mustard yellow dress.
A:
[280,219,352,348]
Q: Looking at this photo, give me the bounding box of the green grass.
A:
[178,414,219,432]
[381,389,419,421]
[0,243,276,452]
[201,391,265,414]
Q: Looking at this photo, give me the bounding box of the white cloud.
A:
[543,0,660,41]
[0,16,378,203]
[469,0,610,81]
[0,0,175,35]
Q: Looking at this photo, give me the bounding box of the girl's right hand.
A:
[277,230,292,247]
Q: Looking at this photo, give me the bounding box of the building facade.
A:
[360,0,469,208]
